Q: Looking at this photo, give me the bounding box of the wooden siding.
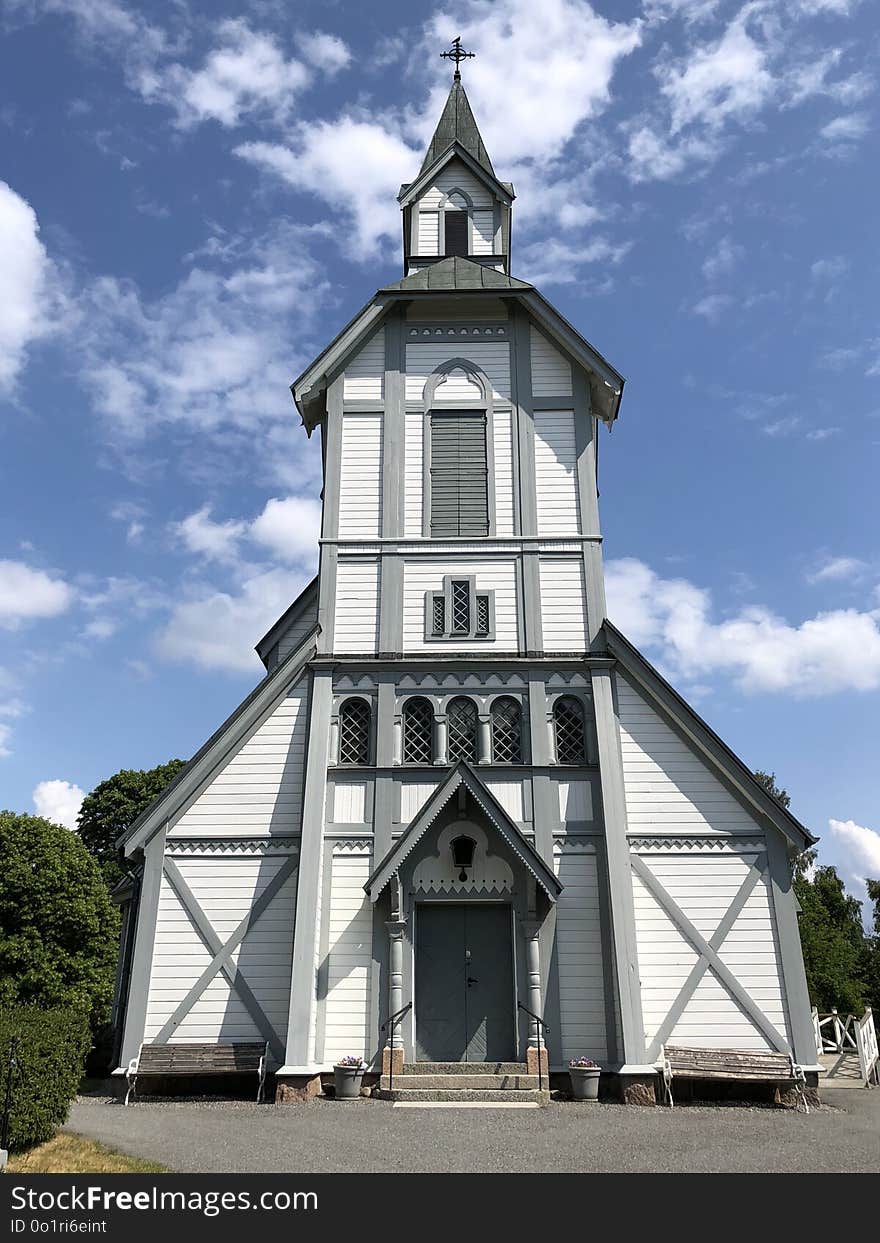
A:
[322,845,374,1064]
[632,849,791,1052]
[493,407,515,535]
[553,845,608,1063]
[334,560,380,653]
[418,159,494,210]
[276,598,318,662]
[402,558,518,651]
[338,413,383,538]
[534,409,580,535]
[471,209,494,255]
[417,210,440,254]
[342,329,384,402]
[404,410,424,536]
[484,778,525,822]
[539,558,587,649]
[557,779,594,823]
[405,342,511,402]
[617,675,765,835]
[399,780,440,822]
[530,325,572,396]
[169,682,309,837]
[144,854,297,1044]
[330,781,368,824]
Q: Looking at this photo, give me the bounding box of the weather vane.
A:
[440,36,475,80]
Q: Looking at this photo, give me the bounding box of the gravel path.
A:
[66,1089,880,1174]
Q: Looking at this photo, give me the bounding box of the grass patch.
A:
[7,1133,168,1174]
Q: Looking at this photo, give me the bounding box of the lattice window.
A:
[491,697,522,764]
[553,696,586,765]
[475,594,490,637]
[451,579,470,633]
[338,698,371,765]
[402,697,434,764]
[447,697,477,763]
[432,595,446,636]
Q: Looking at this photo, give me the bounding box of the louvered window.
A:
[402,697,434,764]
[491,697,522,764]
[447,697,477,763]
[426,576,494,641]
[338,698,371,766]
[444,209,469,257]
[430,412,488,537]
[553,696,587,765]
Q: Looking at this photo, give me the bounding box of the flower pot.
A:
[569,1066,600,1101]
[334,1064,365,1100]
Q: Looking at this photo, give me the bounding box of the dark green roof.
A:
[421,78,494,175]
[381,257,532,292]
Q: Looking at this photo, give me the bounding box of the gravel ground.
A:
[66,1088,880,1174]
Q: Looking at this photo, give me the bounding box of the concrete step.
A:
[400,1062,528,1075]
[380,1088,550,1104]
[381,1073,538,1090]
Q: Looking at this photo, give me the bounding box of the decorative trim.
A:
[332,839,373,854]
[628,836,765,854]
[165,838,300,857]
[553,838,598,854]
[407,323,509,339]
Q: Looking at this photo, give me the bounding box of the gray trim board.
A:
[118,826,166,1066]
[764,828,819,1065]
[255,576,318,664]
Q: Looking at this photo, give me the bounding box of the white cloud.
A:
[0,181,57,390]
[605,556,880,695]
[0,560,74,628]
[692,292,733,320]
[810,255,849,281]
[829,818,880,911]
[250,496,322,564]
[33,778,85,829]
[518,237,630,286]
[626,124,721,181]
[702,235,744,280]
[307,32,351,75]
[805,427,841,441]
[820,112,870,144]
[154,566,312,674]
[762,414,802,437]
[660,10,773,135]
[0,724,12,759]
[806,555,867,583]
[173,505,247,563]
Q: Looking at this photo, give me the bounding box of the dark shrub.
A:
[0,1006,91,1152]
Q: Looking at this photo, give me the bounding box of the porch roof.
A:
[365,760,562,902]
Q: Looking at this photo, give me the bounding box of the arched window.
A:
[553,696,587,765]
[491,697,522,764]
[402,697,433,764]
[447,696,477,763]
[338,698,371,765]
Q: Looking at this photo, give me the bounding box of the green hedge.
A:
[0,1006,91,1153]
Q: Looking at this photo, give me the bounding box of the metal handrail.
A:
[380,1002,412,1097]
[518,1002,549,1094]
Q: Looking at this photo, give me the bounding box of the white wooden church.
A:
[113,63,819,1104]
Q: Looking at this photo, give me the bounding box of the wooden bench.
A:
[125,1041,268,1106]
[659,1045,809,1111]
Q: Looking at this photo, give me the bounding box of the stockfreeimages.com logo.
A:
[10,1185,318,1219]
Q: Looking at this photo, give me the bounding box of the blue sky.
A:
[1,0,879,912]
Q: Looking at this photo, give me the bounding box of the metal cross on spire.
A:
[440,36,475,80]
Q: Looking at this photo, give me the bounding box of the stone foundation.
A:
[775,1072,821,1110]
[617,1074,658,1106]
[275,1074,322,1103]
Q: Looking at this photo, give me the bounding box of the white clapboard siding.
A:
[169,682,309,837]
[417,210,440,254]
[493,407,515,535]
[557,779,593,823]
[334,560,380,653]
[404,410,424,536]
[322,847,373,1064]
[418,159,494,209]
[534,410,580,535]
[144,854,297,1043]
[632,851,790,1052]
[539,558,587,649]
[276,599,318,662]
[402,559,518,651]
[338,413,383,538]
[342,329,384,402]
[399,781,440,822]
[431,367,484,402]
[553,846,607,1063]
[405,342,510,402]
[331,781,367,824]
[617,675,765,834]
[530,325,572,396]
[484,779,525,821]
[471,209,495,254]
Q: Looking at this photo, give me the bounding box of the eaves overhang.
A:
[398,141,515,208]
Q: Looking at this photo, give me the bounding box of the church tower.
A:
[115,52,818,1105]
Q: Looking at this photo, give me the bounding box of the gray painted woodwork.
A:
[118,825,166,1066]
[764,829,821,1065]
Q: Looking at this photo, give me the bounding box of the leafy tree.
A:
[0,811,119,1034]
[754,770,791,809]
[863,878,880,1014]
[77,759,185,886]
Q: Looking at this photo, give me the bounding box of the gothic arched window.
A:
[402,697,434,764]
[491,697,522,764]
[447,696,478,763]
[553,696,587,765]
[338,697,371,766]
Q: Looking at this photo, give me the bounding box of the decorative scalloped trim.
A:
[165,838,300,856]
[628,836,765,854]
[553,838,598,854]
[332,839,373,853]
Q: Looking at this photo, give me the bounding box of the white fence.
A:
[813,1006,878,1087]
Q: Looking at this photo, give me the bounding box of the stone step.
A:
[381,1073,538,1091]
[381,1088,550,1104]
[401,1062,528,1075]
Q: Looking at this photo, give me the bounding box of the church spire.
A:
[422,40,493,175]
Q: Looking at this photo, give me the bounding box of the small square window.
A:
[426,578,495,642]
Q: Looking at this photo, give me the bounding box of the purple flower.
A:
[569,1057,600,1068]
[337,1055,365,1067]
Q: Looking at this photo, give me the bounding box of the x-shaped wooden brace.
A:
[631,852,788,1061]
[154,855,298,1064]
